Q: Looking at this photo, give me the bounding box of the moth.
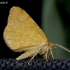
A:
[3,6,70,64]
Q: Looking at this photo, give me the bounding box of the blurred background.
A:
[41,0,70,58]
[1,0,70,59]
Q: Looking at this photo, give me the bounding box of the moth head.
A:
[47,42,56,49]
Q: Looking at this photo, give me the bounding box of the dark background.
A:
[1,0,42,58]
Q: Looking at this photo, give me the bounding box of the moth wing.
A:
[3,6,48,52]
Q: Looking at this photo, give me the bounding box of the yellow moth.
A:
[3,6,70,64]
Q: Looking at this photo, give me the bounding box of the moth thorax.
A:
[38,42,55,59]
[39,43,49,55]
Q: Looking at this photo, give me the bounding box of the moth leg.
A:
[16,50,37,60]
[47,50,50,60]
[50,49,54,59]
[28,45,45,65]
[45,49,48,61]
[28,49,40,65]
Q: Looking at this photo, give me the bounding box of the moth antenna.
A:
[54,44,70,53]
